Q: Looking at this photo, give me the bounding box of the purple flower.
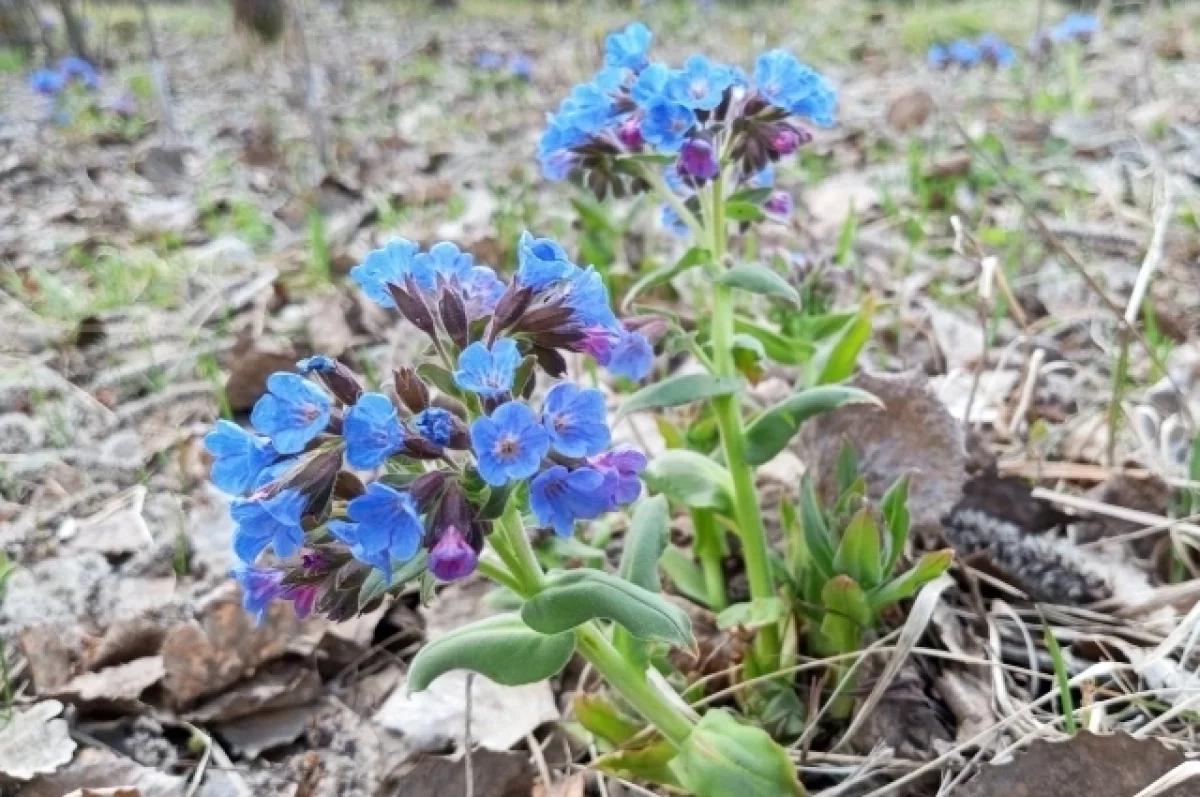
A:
[542,383,611,458]
[428,525,478,581]
[770,125,806,156]
[616,114,644,149]
[530,466,610,537]
[231,488,307,563]
[589,447,647,509]
[608,331,654,381]
[284,583,320,618]
[231,564,285,623]
[344,393,406,470]
[330,482,424,579]
[666,55,735,111]
[250,373,332,454]
[461,266,506,319]
[678,138,720,181]
[470,401,550,486]
[350,238,420,309]
[518,232,574,290]
[205,420,278,495]
[641,100,697,152]
[413,407,456,447]
[765,190,794,217]
[454,338,521,398]
[605,21,652,70]
[57,55,98,89]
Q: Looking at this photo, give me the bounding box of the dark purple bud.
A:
[533,345,568,378]
[623,315,668,345]
[299,357,363,405]
[388,276,438,340]
[765,190,794,217]
[617,114,643,150]
[402,436,445,460]
[439,284,469,350]
[277,444,345,518]
[394,366,430,413]
[515,304,575,334]
[770,123,812,157]
[428,525,478,581]
[333,470,367,500]
[409,470,448,509]
[491,281,534,333]
[678,138,720,181]
[743,94,768,117]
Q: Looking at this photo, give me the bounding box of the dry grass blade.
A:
[1130,762,1200,797]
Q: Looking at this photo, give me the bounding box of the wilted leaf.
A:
[0,700,76,781]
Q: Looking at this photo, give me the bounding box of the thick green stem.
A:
[490,501,697,748]
[706,179,781,664]
[691,508,728,611]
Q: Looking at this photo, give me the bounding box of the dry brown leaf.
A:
[223,339,299,413]
[51,656,165,710]
[886,88,934,131]
[392,749,534,797]
[14,748,185,797]
[215,703,322,759]
[61,486,154,559]
[187,660,322,723]
[64,789,143,797]
[533,773,587,797]
[0,700,76,781]
[961,733,1191,797]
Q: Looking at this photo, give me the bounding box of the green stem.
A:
[638,164,704,238]
[705,178,780,665]
[475,555,526,598]
[490,500,698,748]
[691,508,728,611]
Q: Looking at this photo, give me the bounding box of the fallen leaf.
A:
[306,294,355,360]
[796,372,968,533]
[961,732,1191,797]
[886,88,934,131]
[18,624,82,693]
[14,748,185,797]
[188,660,322,723]
[392,749,534,797]
[0,700,76,781]
[51,656,165,710]
[803,172,880,240]
[223,342,300,413]
[532,773,587,797]
[64,789,144,797]
[61,486,155,559]
[1075,474,1172,558]
[216,703,321,759]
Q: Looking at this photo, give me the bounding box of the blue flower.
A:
[542,383,610,458]
[948,39,981,67]
[608,331,654,381]
[413,241,473,289]
[560,82,618,137]
[231,488,307,562]
[470,401,550,486]
[250,373,331,454]
[978,34,1016,67]
[530,466,610,537]
[58,55,98,89]
[589,447,647,509]
[350,238,420,309]
[334,482,424,579]
[414,407,456,447]
[666,55,735,111]
[564,267,620,330]
[631,62,670,108]
[518,231,574,290]
[509,54,533,81]
[605,21,652,70]
[538,115,586,181]
[1051,12,1100,43]
[454,338,521,397]
[29,68,64,95]
[461,266,506,319]
[231,564,285,624]
[205,420,278,495]
[750,164,776,189]
[752,50,837,127]
[475,50,505,70]
[327,520,390,575]
[641,100,696,152]
[927,44,950,69]
[296,355,336,373]
[661,205,690,238]
[252,457,295,494]
[344,392,406,470]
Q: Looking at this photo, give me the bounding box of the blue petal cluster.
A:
[350,238,504,321]
[928,34,1016,70]
[1050,12,1100,43]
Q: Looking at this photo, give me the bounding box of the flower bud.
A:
[388,276,438,340]
[534,345,568,378]
[491,281,534,334]
[678,138,720,181]
[622,316,668,345]
[297,356,363,405]
[616,114,643,150]
[393,366,430,413]
[769,123,810,157]
[765,190,794,217]
[428,525,478,581]
[515,304,575,334]
[409,470,448,509]
[438,283,470,350]
[402,435,445,460]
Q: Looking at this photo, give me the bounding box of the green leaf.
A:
[715,264,801,306]
[727,186,773,206]
[734,316,814,365]
[676,709,803,797]
[779,494,808,578]
[619,373,742,418]
[833,508,883,589]
[869,550,953,610]
[820,576,871,654]
[800,476,835,580]
[660,546,712,608]
[835,443,860,498]
[724,200,766,223]
[655,417,687,450]
[477,482,513,520]
[880,475,911,575]
[716,598,787,632]
[743,385,881,466]
[407,613,575,691]
[358,550,428,609]
[643,450,734,514]
[623,247,710,311]
[619,495,670,592]
[416,363,460,398]
[806,296,874,385]
[573,694,644,746]
[593,738,682,788]
[521,569,694,648]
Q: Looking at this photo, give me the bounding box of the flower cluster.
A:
[474,50,533,82]
[927,34,1016,70]
[210,232,653,622]
[537,22,834,215]
[29,55,99,96]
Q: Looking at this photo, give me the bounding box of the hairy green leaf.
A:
[869,549,953,610]
[618,373,742,418]
[660,546,712,608]
[676,709,803,797]
[643,450,734,514]
[715,264,801,306]
[880,475,912,576]
[619,495,670,592]
[834,508,883,589]
[744,385,881,466]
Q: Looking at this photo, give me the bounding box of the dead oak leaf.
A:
[962,732,1193,797]
[0,700,76,781]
